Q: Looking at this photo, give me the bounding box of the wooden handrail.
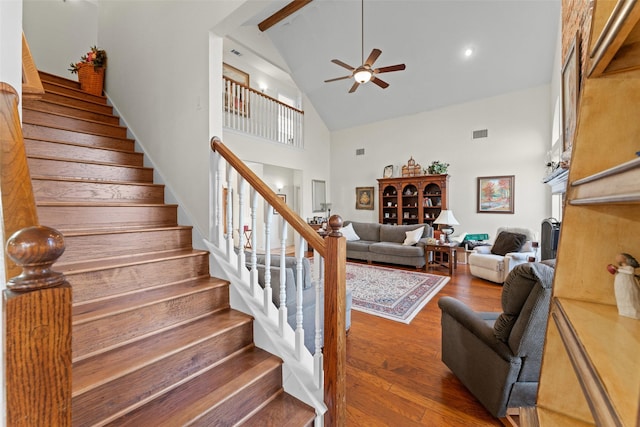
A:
[1,82,72,426]
[223,76,305,114]
[211,137,323,256]
[22,32,44,99]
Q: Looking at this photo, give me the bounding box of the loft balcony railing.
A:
[223,77,304,148]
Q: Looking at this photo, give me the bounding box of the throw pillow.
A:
[340,223,361,241]
[403,226,425,246]
[491,231,527,256]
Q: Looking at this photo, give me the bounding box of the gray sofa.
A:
[249,254,352,353]
[438,260,555,418]
[343,221,434,268]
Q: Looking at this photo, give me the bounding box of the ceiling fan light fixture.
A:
[354,68,372,83]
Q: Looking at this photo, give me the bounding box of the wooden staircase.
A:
[20,71,316,426]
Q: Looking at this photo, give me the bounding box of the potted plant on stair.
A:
[69,46,107,96]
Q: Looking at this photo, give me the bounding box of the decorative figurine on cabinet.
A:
[607,253,640,319]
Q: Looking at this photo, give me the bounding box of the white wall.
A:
[330,85,552,240]
[23,0,98,78]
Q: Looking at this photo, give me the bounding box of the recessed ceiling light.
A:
[464,48,474,58]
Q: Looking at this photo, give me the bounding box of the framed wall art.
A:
[223,63,249,86]
[223,63,250,116]
[355,187,375,210]
[477,175,515,214]
[561,32,580,151]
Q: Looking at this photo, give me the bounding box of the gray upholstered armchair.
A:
[438,260,555,418]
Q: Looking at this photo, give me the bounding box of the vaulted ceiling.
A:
[230,0,561,131]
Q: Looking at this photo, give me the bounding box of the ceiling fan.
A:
[324,0,406,93]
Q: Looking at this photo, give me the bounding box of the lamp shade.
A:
[433,210,459,225]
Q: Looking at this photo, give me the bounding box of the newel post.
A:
[323,215,347,426]
[4,226,72,426]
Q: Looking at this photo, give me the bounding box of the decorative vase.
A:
[77,63,105,96]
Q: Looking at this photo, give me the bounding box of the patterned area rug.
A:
[345,263,450,324]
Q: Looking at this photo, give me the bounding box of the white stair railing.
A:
[206,144,331,422]
[223,77,304,148]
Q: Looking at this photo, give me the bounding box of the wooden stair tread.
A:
[27,154,150,170]
[72,277,227,324]
[38,70,81,88]
[241,392,316,426]
[22,121,135,143]
[22,119,127,140]
[23,104,126,132]
[72,309,253,395]
[26,137,137,155]
[103,347,282,426]
[37,201,177,208]
[23,99,120,124]
[42,80,107,103]
[58,248,208,275]
[32,175,163,187]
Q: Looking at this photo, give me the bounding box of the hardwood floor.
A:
[345,263,504,426]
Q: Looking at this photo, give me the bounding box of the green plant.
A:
[69,46,107,74]
[427,160,449,174]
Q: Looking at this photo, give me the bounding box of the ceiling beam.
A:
[258,0,312,32]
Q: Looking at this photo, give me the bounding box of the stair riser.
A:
[42,92,113,115]
[25,139,141,166]
[191,367,283,426]
[38,204,177,231]
[39,72,81,89]
[24,109,128,139]
[27,157,152,183]
[33,179,165,204]
[43,81,105,104]
[57,228,193,264]
[69,253,210,304]
[24,124,132,151]
[72,321,251,426]
[23,99,120,125]
[72,285,230,360]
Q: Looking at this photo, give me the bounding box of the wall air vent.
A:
[230,49,242,56]
[356,148,365,156]
[472,129,489,139]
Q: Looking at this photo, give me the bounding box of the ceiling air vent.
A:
[356,148,365,156]
[230,49,242,56]
[472,129,488,139]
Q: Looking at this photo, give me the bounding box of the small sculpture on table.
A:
[607,253,640,319]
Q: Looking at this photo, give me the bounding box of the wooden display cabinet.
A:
[377,175,449,226]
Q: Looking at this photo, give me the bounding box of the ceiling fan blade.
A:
[374,64,406,74]
[371,76,389,89]
[331,59,355,71]
[324,75,352,83]
[349,81,360,93]
[364,48,382,67]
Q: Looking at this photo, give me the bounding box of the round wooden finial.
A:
[328,215,343,237]
[6,226,67,291]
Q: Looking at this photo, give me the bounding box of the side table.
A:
[425,242,458,275]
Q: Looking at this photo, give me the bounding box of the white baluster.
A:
[249,188,259,295]
[212,151,223,246]
[278,215,288,335]
[314,251,324,388]
[263,206,273,316]
[295,234,305,360]
[225,164,234,261]
[237,176,246,273]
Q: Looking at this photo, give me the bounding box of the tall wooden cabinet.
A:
[527,1,640,425]
[377,175,449,226]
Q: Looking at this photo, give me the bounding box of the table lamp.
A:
[433,210,459,243]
